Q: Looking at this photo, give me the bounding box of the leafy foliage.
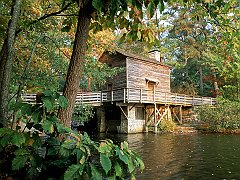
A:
[0,91,144,179]
[72,104,94,125]
[196,98,240,132]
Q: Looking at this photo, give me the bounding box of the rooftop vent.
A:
[148,50,163,63]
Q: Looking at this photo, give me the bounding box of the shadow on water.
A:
[93,133,240,180]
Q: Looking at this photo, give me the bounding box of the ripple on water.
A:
[125,133,240,180]
[93,133,240,179]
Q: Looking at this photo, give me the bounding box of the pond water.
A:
[96,133,240,179]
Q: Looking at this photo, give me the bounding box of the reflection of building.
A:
[96,50,216,133]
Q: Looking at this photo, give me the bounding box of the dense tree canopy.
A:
[0,0,239,127]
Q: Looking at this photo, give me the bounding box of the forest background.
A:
[0,0,239,179]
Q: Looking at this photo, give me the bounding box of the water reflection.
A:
[94,133,240,179]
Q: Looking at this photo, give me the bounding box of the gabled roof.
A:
[99,49,171,68]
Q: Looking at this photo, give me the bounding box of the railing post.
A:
[100,91,103,104]
[111,90,113,103]
[123,88,126,103]
[140,89,142,103]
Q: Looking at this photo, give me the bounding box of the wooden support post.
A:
[145,106,148,132]
[119,106,128,120]
[154,103,157,133]
[123,88,126,103]
[140,89,142,103]
[179,105,182,124]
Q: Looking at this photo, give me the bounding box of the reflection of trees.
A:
[127,133,202,179]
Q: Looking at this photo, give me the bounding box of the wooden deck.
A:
[21,88,216,106]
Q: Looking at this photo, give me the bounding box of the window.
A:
[135,107,145,120]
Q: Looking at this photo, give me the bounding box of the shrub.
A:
[196,98,240,132]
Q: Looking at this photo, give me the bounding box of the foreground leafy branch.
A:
[0,91,144,179]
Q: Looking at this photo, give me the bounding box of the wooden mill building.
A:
[95,50,216,133]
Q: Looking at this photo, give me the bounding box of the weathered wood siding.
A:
[127,57,171,92]
[100,52,127,90]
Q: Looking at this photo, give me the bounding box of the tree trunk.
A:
[58,7,91,127]
[199,65,203,96]
[213,72,219,97]
[0,0,22,126]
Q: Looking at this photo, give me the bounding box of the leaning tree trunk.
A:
[0,0,22,127]
[199,65,203,96]
[58,7,91,127]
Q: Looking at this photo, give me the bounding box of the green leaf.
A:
[12,155,29,170]
[90,163,102,180]
[100,154,112,174]
[147,2,155,18]
[32,110,41,123]
[14,148,30,156]
[98,142,112,153]
[114,162,122,177]
[58,96,68,108]
[42,97,54,111]
[42,120,54,134]
[136,156,145,171]
[64,164,81,180]
[0,128,11,137]
[48,116,58,123]
[12,132,26,147]
[92,0,103,11]
[137,31,141,40]
[116,148,129,165]
[128,159,135,173]
[79,155,86,165]
[158,0,164,13]
[21,103,32,115]
[43,90,53,96]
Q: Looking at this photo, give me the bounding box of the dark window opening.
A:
[105,106,121,121]
[135,107,145,120]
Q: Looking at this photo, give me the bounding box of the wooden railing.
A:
[102,88,216,106]
[21,88,216,106]
[21,92,107,106]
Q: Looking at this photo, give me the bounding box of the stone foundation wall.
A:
[97,104,147,134]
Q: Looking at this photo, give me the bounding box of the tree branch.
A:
[16,2,73,35]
